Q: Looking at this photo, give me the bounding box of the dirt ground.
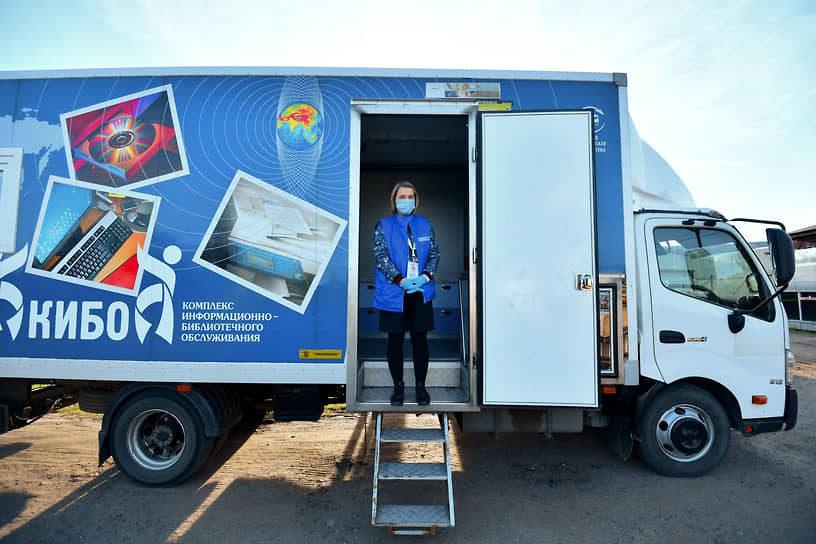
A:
[1,333,815,543]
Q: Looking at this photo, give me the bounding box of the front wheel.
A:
[110,390,212,486]
[638,384,730,477]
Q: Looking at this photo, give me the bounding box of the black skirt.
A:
[379,292,435,333]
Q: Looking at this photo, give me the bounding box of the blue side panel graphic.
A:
[0,73,624,365]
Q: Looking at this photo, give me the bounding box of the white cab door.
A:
[645,219,787,419]
[481,111,598,406]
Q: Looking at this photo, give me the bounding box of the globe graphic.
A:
[276,103,323,150]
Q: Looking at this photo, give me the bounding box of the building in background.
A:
[790,225,816,249]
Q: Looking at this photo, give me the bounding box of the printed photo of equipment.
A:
[61,85,188,189]
[27,177,160,294]
[195,171,347,314]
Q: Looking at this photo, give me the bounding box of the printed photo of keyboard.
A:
[57,211,133,280]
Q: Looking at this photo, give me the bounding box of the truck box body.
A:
[0,69,626,390]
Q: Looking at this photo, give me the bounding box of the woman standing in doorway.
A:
[373,181,439,406]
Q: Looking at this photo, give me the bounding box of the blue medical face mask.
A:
[396,199,415,215]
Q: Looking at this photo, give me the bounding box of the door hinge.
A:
[472,247,479,264]
[472,147,478,163]
[472,352,478,369]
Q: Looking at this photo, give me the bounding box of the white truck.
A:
[0,67,797,533]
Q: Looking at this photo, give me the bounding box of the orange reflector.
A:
[746,425,754,434]
[177,384,192,392]
[752,395,767,405]
[602,386,617,395]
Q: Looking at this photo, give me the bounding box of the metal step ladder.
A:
[372,413,455,535]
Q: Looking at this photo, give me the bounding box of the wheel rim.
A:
[655,403,714,463]
[126,409,186,471]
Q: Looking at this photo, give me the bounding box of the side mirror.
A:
[728,312,746,333]
[766,228,795,286]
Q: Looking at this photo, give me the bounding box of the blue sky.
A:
[1,0,813,240]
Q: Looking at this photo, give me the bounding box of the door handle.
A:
[659,330,686,344]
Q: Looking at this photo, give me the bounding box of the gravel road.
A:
[1,332,814,543]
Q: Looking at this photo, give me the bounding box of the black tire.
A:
[637,384,730,477]
[110,390,211,486]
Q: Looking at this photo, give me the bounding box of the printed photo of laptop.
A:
[32,183,134,281]
[32,183,97,271]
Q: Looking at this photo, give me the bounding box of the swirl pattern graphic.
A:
[1,70,622,362]
[275,77,324,201]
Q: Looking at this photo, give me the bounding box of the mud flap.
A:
[1,404,8,434]
[599,417,633,460]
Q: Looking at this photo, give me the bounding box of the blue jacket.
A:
[373,214,437,312]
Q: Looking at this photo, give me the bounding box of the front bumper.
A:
[736,386,798,436]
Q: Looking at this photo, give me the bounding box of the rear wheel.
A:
[638,384,730,477]
[110,390,211,486]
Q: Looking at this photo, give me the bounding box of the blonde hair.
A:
[390,181,419,213]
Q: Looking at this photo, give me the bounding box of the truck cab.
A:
[631,210,797,475]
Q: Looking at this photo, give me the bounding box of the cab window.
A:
[654,227,773,320]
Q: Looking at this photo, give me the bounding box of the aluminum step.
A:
[380,427,444,443]
[357,385,469,407]
[372,413,455,533]
[374,504,451,528]
[378,462,447,480]
[362,360,462,387]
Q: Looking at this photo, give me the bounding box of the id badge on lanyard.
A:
[406,228,419,279]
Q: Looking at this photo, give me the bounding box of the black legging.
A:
[387,331,429,384]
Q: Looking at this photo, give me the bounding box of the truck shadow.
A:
[0,491,33,530]
[174,413,377,542]
[0,414,372,542]
[192,417,265,482]
[0,442,30,460]
[0,467,226,543]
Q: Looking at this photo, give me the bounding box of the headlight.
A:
[786,349,795,387]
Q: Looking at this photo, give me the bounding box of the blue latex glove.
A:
[401,277,418,290]
[406,275,428,294]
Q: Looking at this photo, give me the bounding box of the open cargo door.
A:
[480,110,598,407]
[346,100,480,412]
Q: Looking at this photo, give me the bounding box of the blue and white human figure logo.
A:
[135,245,181,345]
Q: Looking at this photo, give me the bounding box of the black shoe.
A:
[390,381,404,406]
[416,382,430,406]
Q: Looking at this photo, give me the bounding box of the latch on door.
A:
[576,274,593,291]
